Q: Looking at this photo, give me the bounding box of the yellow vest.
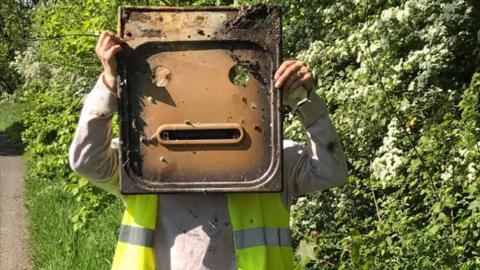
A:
[111,193,293,270]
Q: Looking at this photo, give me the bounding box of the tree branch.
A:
[161,0,172,6]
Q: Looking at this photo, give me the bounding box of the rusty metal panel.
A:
[117,5,282,194]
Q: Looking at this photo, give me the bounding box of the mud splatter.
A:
[225,5,278,30]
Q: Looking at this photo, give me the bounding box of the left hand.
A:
[274,60,314,96]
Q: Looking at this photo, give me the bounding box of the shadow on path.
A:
[0,131,24,156]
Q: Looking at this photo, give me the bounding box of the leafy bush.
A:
[288,0,480,268]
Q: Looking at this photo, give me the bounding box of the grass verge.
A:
[2,97,125,269]
[0,102,30,143]
[24,159,124,269]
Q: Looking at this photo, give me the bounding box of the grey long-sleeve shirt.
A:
[69,75,347,270]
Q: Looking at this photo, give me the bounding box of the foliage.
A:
[0,0,33,94]
[10,0,480,269]
[287,0,480,268]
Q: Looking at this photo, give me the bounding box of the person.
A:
[69,31,348,270]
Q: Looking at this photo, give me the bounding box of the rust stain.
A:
[117,5,282,194]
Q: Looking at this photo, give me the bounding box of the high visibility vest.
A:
[111,193,293,270]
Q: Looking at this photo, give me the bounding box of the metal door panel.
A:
[117,5,282,194]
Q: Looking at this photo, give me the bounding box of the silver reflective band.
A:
[234,227,291,249]
[118,225,155,247]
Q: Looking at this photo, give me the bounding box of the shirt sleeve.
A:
[68,74,122,197]
[69,75,347,201]
[282,91,348,203]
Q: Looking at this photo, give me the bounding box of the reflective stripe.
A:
[234,227,291,249]
[118,224,155,247]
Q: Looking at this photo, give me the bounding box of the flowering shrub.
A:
[287,0,480,268]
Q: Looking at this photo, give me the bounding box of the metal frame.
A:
[117,5,283,194]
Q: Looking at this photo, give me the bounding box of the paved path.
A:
[0,132,30,270]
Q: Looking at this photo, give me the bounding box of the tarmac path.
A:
[0,131,30,270]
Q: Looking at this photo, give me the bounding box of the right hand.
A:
[95,31,124,89]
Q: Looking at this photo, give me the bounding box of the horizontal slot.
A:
[156,123,244,145]
[160,129,241,140]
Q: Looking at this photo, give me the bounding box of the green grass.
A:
[6,100,125,269]
[25,165,124,270]
[0,102,29,131]
[0,102,30,143]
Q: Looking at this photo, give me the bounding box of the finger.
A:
[274,60,297,80]
[100,32,123,56]
[104,44,122,60]
[275,62,303,88]
[105,30,124,44]
[302,72,314,91]
[101,35,113,50]
[284,66,309,91]
[288,72,313,94]
[284,77,303,96]
[95,31,109,55]
[283,65,312,90]
[110,34,124,44]
[274,60,297,81]
[282,71,301,93]
[99,35,116,58]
